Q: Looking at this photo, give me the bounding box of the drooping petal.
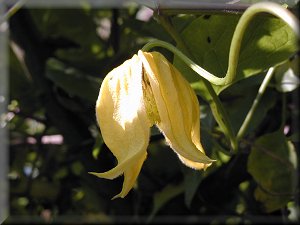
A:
[138,51,214,169]
[92,54,150,198]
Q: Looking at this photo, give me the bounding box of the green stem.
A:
[142,40,226,85]
[237,67,275,140]
[226,2,299,84]
[143,2,299,86]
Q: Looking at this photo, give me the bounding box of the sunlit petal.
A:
[93,54,150,198]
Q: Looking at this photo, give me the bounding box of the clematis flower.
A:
[91,50,214,199]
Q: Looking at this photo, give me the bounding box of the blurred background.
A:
[1,0,299,224]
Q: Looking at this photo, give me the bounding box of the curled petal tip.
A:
[88,171,116,180]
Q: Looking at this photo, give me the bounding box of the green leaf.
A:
[220,75,277,135]
[29,8,112,75]
[247,131,298,212]
[174,14,298,99]
[182,167,203,208]
[45,58,102,102]
[124,18,171,42]
[147,183,184,223]
[29,8,103,47]
[175,15,238,83]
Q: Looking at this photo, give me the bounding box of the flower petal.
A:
[114,153,146,199]
[93,54,150,198]
[139,51,214,169]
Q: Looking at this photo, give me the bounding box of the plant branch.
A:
[237,67,275,140]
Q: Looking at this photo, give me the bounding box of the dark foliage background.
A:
[4,3,299,225]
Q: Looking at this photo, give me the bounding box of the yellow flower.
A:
[91,51,214,199]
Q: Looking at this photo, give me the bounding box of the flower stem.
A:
[143,2,299,86]
[237,67,275,141]
[226,2,299,84]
